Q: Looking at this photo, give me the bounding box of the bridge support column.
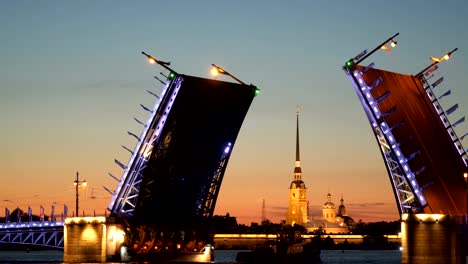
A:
[64,216,125,263]
[401,213,467,264]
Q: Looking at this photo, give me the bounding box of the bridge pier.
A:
[63,216,125,263]
[401,213,467,264]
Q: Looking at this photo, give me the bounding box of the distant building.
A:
[285,106,353,234]
[337,194,347,216]
[285,107,308,226]
[302,193,352,234]
[322,193,336,223]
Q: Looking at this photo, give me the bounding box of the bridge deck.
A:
[360,67,467,214]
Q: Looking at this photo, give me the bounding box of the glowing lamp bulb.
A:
[210,67,219,77]
[443,54,450,61]
[390,40,397,48]
[148,58,156,64]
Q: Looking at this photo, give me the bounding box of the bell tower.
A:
[286,106,308,226]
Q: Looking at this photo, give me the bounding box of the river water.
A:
[0,249,401,263]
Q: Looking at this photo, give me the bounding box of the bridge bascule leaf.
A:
[343,43,468,216]
[105,68,257,253]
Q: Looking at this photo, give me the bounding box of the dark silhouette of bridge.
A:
[2,37,466,263]
[1,54,259,255]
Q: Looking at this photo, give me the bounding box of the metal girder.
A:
[0,222,63,249]
[343,64,425,214]
[418,74,468,167]
[108,76,183,219]
[374,125,419,213]
[196,143,232,218]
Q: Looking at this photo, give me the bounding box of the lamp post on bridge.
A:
[210,64,260,96]
[415,48,458,78]
[210,64,247,85]
[74,172,87,217]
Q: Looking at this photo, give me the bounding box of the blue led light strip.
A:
[108,76,183,216]
[344,66,426,213]
[419,75,468,167]
[195,142,233,218]
[355,68,427,205]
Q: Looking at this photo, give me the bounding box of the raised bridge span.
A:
[2,39,467,262]
[343,33,467,263]
[2,56,259,257]
[343,34,466,216]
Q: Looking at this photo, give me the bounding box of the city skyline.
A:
[2,1,468,224]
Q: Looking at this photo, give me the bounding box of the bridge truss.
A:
[108,75,183,218]
[106,61,258,254]
[344,60,425,214]
[343,34,467,215]
[0,222,63,249]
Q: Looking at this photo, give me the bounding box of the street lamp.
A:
[346,32,400,68]
[141,51,177,79]
[74,171,87,217]
[210,64,246,85]
[380,39,398,50]
[210,64,260,96]
[430,48,458,63]
[416,48,458,77]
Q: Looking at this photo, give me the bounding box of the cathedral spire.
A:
[294,106,302,180]
[296,106,300,162]
[286,106,308,227]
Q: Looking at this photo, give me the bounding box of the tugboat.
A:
[235,231,321,264]
[117,224,215,264]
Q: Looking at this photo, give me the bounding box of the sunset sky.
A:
[2,1,468,224]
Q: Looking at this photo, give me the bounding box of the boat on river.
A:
[235,235,321,264]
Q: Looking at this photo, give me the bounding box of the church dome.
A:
[338,204,346,214]
[289,180,306,189]
[322,193,335,209]
[337,195,347,216]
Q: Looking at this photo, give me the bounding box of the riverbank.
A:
[0,249,402,263]
[214,234,401,250]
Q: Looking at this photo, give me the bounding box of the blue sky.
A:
[1,0,468,223]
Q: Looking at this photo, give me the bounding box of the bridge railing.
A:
[0,221,64,229]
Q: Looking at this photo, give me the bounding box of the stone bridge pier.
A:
[63,216,125,263]
[401,214,468,264]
